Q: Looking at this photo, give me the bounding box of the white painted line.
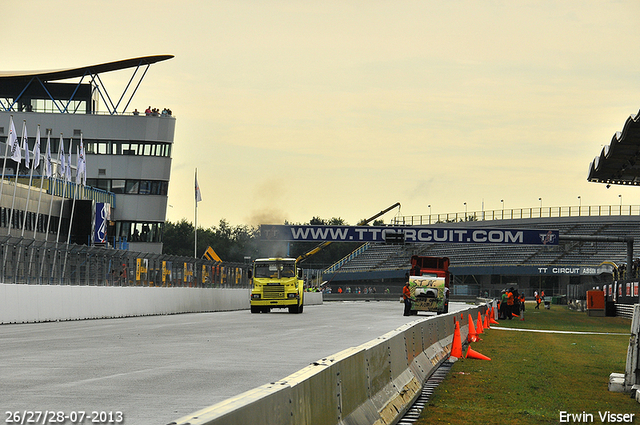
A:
[490,326,629,336]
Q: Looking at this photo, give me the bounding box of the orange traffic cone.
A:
[490,307,499,325]
[476,311,484,334]
[484,310,490,329]
[466,346,491,361]
[512,312,519,318]
[450,321,463,358]
[467,314,477,342]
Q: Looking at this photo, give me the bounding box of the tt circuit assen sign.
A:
[260,225,559,245]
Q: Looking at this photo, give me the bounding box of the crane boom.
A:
[296,202,401,263]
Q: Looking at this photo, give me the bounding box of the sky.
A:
[5,1,640,228]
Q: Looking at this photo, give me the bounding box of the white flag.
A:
[45,134,52,178]
[81,143,86,186]
[7,117,18,163]
[58,135,65,178]
[33,126,41,169]
[195,171,202,203]
[75,136,86,185]
[65,150,71,182]
[22,125,30,169]
[75,143,83,185]
[10,121,22,163]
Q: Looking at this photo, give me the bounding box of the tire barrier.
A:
[168,304,487,425]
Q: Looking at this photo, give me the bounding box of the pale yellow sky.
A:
[6,1,640,227]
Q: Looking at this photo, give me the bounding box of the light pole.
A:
[578,196,581,216]
[619,194,623,214]
[501,199,504,219]
[464,202,467,221]
[538,197,542,217]
[428,204,431,224]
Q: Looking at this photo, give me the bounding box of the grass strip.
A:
[418,303,637,425]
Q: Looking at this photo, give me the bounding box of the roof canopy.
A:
[0,55,173,83]
[0,55,174,115]
[587,110,640,186]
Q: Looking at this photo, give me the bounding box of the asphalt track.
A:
[0,301,466,425]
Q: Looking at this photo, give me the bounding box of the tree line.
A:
[162,217,382,268]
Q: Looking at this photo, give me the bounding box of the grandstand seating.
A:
[324,216,640,275]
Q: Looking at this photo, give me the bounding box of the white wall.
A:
[0,284,250,324]
[0,284,324,324]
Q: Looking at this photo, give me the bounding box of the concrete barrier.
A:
[0,284,323,324]
[169,304,487,425]
[304,291,323,306]
[0,283,251,324]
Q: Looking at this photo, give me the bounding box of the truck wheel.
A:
[288,303,303,314]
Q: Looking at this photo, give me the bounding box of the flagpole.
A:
[55,135,69,243]
[62,144,79,282]
[40,134,59,284]
[53,135,69,284]
[66,143,80,245]
[21,126,37,237]
[33,129,47,239]
[16,124,35,283]
[24,126,43,283]
[7,120,26,236]
[3,120,26,283]
[194,168,198,258]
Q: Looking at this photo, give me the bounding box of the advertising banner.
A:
[260,225,559,245]
[93,202,111,244]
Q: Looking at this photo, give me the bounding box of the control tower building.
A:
[0,55,175,253]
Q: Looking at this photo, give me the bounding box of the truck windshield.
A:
[254,262,296,279]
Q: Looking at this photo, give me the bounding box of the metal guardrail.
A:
[392,205,640,225]
[615,304,636,319]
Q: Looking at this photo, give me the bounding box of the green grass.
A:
[418,303,637,425]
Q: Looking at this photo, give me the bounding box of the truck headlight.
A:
[251,294,261,299]
[287,293,297,299]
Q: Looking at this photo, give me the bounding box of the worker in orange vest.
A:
[403,281,412,316]
[506,288,515,320]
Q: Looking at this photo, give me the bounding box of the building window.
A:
[125,180,139,194]
[139,180,152,195]
[116,221,163,243]
[111,180,126,194]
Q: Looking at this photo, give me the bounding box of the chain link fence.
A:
[0,235,251,288]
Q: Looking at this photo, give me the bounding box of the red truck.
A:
[407,255,451,314]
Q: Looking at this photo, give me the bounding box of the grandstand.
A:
[322,210,640,299]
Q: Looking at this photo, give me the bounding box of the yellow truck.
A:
[249,257,304,314]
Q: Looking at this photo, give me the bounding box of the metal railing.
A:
[0,235,251,288]
[392,205,640,225]
[323,242,371,274]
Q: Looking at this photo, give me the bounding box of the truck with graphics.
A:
[249,257,304,314]
[407,255,450,315]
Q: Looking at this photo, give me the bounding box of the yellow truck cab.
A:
[249,257,304,314]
